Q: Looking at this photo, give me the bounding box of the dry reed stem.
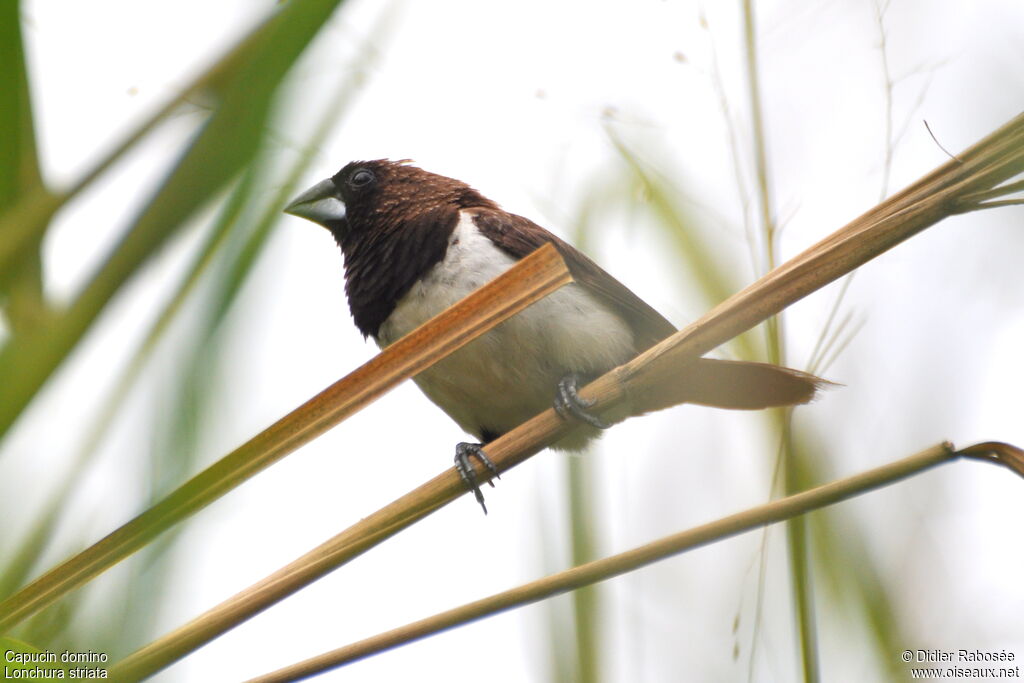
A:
[244,440,1024,682]
[0,244,572,632]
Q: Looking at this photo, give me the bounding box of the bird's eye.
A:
[349,168,375,189]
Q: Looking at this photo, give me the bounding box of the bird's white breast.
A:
[376,211,635,445]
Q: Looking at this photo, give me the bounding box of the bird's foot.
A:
[553,374,610,430]
[454,442,500,514]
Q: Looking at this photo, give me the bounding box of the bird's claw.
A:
[553,374,610,429]
[454,442,500,514]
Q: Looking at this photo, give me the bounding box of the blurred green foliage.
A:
[0,0,357,666]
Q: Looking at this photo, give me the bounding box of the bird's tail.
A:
[627,357,830,416]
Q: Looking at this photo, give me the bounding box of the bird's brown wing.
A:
[470,208,675,349]
[469,207,824,411]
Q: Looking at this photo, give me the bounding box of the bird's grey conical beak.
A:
[284,178,346,227]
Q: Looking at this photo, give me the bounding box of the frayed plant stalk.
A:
[107,112,1024,681]
[241,441,1023,683]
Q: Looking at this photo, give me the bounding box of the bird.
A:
[285,159,825,512]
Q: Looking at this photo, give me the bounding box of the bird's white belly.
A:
[376,213,635,444]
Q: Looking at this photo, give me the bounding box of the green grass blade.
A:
[0,0,349,443]
[0,0,41,210]
[0,0,48,334]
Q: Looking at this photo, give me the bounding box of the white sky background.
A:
[8,0,1024,681]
